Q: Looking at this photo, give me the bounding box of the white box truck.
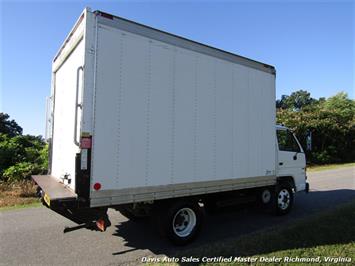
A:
[33,8,309,245]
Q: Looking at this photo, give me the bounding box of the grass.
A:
[0,201,41,211]
[149,200,355,266]
[0,180,41,211]
[307,162,355,172]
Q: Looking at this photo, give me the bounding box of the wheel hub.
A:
[172,208,196,237]
[278,189,290,210]
[261,189,271,204]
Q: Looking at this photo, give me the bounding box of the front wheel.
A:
[275,182,294,215]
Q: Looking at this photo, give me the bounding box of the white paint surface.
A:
[51,39,84,190]
[91,24,276,191]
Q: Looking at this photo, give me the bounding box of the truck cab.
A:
[276,125,308,193]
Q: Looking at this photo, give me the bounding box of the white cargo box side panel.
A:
[91,18,276,206]
[92,25,147,189]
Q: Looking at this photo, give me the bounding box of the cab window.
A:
[277,130,301,152]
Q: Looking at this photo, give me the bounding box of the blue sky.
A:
[1,0,354,136]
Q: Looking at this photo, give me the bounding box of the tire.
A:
[274,182,294,215]
[258,187,273,208]
[155,200,204,245]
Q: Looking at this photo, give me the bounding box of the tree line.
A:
[0,113,47,182]
[276,90,354,164]
[0,90,353,182]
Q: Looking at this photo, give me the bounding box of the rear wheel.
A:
[259,187,273,206]
[154,200,203,245]
[172,207,196,238]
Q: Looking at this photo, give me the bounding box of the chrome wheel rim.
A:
[278,189,290,210]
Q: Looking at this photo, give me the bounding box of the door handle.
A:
[279,162,283,166]
[74,66,84,146]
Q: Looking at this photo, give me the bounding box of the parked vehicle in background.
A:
[33,8,308,245]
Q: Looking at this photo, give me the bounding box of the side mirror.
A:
[293,153,298,160]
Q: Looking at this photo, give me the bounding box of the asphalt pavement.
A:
[1,167,354,265]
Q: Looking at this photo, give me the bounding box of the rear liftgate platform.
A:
[32,175,110,232]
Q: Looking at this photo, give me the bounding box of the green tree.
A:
[0,114,48,182]
[277,91,355,164]
[276,90,316,111]
[0,113,23,136]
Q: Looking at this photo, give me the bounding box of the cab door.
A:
[276,129,306,192]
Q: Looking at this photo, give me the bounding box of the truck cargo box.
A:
[39,8,276,208]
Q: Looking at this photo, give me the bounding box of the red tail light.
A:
[93,183,101,190]
[80,136,92,149]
